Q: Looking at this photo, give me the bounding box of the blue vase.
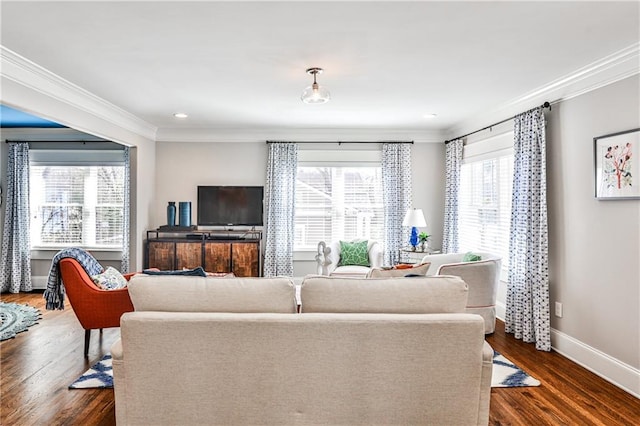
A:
[179,202,191,227]
[166,202,176,227]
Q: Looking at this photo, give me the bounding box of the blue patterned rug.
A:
[0,302,41,341]
[69,351,540,389]
[69,354,113,389]
[492,351,540,387]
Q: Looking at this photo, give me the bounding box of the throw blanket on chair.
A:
[44,248,104,310]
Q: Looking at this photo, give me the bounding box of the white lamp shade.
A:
[402,208,427,227]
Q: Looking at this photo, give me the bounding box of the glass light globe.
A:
[301,82,331,104]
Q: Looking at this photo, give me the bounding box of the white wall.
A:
[154,141,446,276]
[544,75,639,394]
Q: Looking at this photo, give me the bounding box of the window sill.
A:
[31,248,123,261]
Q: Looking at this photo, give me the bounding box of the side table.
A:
[399,248,441,264]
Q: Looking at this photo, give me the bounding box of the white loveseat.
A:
[111,274,493,425]
[421,252,502,333]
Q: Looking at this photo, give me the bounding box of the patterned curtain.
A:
[381,143,412,265]
[505,107,551,351]
[120,146,131,273]
[443,139,463,253]
[0,143,32,293]
[263,142,298,277]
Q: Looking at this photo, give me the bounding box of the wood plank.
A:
[1,292,639,425]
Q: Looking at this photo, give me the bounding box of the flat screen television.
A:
[197,186,264,227]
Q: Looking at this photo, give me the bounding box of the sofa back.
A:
[127,275,297,313]
[300,274,468,313]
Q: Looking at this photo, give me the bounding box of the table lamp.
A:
[402,208,427,250]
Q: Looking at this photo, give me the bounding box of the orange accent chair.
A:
[58,258,135,357]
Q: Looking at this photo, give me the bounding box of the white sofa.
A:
[315,240,383,277]
[421,252,502,334]
[112,274,492,426]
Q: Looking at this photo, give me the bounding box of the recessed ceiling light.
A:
[423,113,437,119]
[173,112,188,118]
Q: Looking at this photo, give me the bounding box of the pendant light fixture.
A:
[301,67,331,104]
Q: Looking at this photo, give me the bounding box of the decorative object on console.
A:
[178,201,191,227]
[301,67,330,104]
[166,202,176,227]
[402,208,427,251]
[593,127,639,200]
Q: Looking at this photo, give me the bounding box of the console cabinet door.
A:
[147,241,175,270]
[231,242,259,277]
[204,242,232,273]
[176,242,203,270]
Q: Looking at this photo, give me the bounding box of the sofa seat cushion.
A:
[300,275,468,313]
[127,275,297,313]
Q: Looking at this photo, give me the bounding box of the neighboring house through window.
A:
[294,148,384,250]
[29,144,126,250]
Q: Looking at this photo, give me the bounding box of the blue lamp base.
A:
[409,226,419,249]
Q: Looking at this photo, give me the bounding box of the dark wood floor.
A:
[1,292,639,426]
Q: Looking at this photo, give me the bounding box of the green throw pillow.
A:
[338,240,370,267]
[462,252,482,262]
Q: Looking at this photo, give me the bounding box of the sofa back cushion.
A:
[300,275,468,313]
[127,275,297,313]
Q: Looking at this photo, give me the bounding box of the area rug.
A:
[492,351,540,387]
[69,354,113,389]
[0,301,41,341]
[70,351,540,389]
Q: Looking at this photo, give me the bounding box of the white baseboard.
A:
[31,276,47,290]
[551,329,640,399]
[495,300,639,398]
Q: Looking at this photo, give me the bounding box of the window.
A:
[29,147,126,249]
[294,161,384,250]
[458,132,513,275]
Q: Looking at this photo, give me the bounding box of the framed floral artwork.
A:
[593,128,639,200]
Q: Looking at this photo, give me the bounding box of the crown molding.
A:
[0,45,157,141]
[155,127,446,144]
[446,42,640,141]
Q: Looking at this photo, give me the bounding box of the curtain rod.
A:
[5,140,98,144]
[266,141,413,145]
[444,101,551,144]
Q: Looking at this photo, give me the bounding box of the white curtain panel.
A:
[443,139,463,254]
[381,143,412,266]
[505,107,551,351]
[0,143,33,292]
[263,142,298,277]
[120,146,131,273]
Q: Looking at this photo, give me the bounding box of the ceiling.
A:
[1,1,638,139]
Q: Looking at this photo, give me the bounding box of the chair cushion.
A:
[91,266,128,290]
[366,262,431,278]
[338,240,370,266]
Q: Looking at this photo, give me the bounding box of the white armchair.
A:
[316,240,383,278]
[420,252,502,334]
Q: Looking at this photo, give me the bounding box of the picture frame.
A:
[593,128,639,200]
